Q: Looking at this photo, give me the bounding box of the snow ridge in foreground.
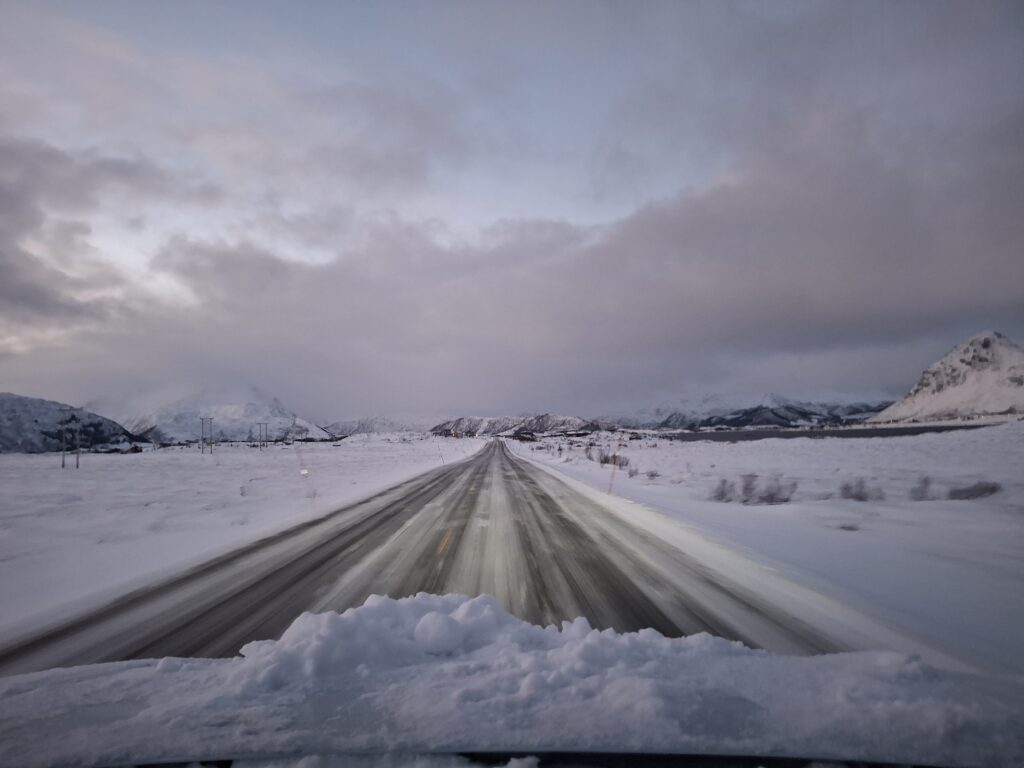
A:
[2,594,1022,768]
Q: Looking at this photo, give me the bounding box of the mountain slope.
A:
[0,393,140,453]
[91,387,331,444]
[872,331,1024,423]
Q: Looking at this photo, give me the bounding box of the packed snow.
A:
[521,421,1024,674]
[1,593,1021,768]
[872,330,1024,422]
[0,434,485,640]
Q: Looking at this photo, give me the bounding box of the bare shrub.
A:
[711,474,795,504]
[740,474,759,504]
[646,469,661,480]
[909,476,933,501]
[758,476,798,504]
[584,446,594,461]
[711,478,736,502]
[598,451,630,468]
[627,466,639,478]
[839,478,884,502]
[947,481,1001,500]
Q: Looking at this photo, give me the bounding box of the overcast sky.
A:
[1,0,1022,420]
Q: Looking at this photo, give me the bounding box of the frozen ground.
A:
[1,593,1021,768]
[521,421,1024,674]
[0,435,485,640]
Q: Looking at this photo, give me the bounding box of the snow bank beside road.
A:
[0,435,485,639]
[520,422,1024,673]
[1,593,1021,768]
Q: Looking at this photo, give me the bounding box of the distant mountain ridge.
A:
[433,398,893,436]
[599,394,890,431]
[431,414,597,436]
[0,393,141,453]
[325,415,428,438]
[90,387,331,444]
[654,396,890,430]
[871,331,1024,423]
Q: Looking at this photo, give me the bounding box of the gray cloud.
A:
[74,96,1019,418]
[0,134,217,344]
[1,1,1022,418]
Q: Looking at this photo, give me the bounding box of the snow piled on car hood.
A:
[2,593,1022,768]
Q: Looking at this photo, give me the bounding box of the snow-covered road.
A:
[0,440,962,676]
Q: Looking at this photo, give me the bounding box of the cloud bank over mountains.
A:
[1,1,1022,419]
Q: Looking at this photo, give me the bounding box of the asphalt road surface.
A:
[0,440,842,676]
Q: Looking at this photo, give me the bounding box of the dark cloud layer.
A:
[0,135,216,341]
[1,2,1023,418]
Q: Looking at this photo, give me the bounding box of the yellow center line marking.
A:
[436,528,454,556]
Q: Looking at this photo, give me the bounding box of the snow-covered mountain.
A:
[433,399,891,436]
[325,416,428,438]
[431,414,596,436]
[871,331,1024,423]
[602,394,890,430]
[0,393,140,453]
[90,387,331,444]
[659,396,890,430]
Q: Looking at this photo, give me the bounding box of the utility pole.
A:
[62,414,80,469]
[200,417,214,454]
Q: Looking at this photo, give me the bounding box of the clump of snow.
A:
[413,611,466,655]
[1,593,1021,768]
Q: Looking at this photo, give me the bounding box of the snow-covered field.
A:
[0,435,485,640]
[2,593,1021,767]
[521,421,1024,674]
[2,429,1024,765]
